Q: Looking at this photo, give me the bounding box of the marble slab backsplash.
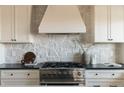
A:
[4,34,87,63]
[0,5,119,64]
[3,34,116,64]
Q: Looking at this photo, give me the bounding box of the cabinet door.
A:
[110,6,124,42]
[14,5,31,43]
[95,6,108,42]
[95,6,124,43]
[0,6,14,42]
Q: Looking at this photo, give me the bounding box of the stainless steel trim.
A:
[40,68,85,70]
[40,81,84,84]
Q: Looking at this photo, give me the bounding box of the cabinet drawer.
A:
[86,80,108,87]
[86,79,124,87]
[1,70,39,79]
[1,79,39,86]
[85,70,124,79]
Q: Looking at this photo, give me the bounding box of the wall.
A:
[1,5,117,64]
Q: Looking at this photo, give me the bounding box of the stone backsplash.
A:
[3,35,116,64]
[0,5,119,64]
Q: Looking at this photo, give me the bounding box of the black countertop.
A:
[86,64,124,70]
[0,63,85,69]
[0,63,40,69]
[0,63,124,70]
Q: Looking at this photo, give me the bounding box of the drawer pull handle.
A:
[10,73,13,76]
[27,73,30,76]
[112,74,115,76]
[108,39,113,41]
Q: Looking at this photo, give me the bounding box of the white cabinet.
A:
[0,6,13,42]
[85,70,124,87]
[1,70,40,86]
[14,6,31,43]
[86,79,124,87]
[0,5,32,43]
[95,6,124,43]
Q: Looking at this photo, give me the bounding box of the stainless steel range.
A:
[39,62,85,86]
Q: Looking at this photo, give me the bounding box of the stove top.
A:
[41,62,84,68]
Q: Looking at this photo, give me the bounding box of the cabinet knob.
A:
[95,73,98,75]
[27,73,30,76]
[112,73,115,76]
[10,73,13,76]
[11,39,13,41]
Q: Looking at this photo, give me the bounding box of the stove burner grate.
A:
[42,62,84,68]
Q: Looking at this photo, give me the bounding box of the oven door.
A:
[40,69,84,86]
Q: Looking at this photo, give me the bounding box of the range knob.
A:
[63,71,67,75]
[47,71,51,76]
[77,72,81,76]
[53,71,56,75]
[58,71,61,74]
[69,71,72,75]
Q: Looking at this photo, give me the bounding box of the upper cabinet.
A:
[0,5,32,43]
[94,6,124,43]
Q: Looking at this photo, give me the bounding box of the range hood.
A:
[39,5,86,33]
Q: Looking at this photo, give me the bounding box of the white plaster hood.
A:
[39,5,86,33]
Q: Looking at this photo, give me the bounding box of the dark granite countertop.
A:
[0,63,40,69]
[86,64,124,70]
[0,63,85,69]
[0,63,124,70]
